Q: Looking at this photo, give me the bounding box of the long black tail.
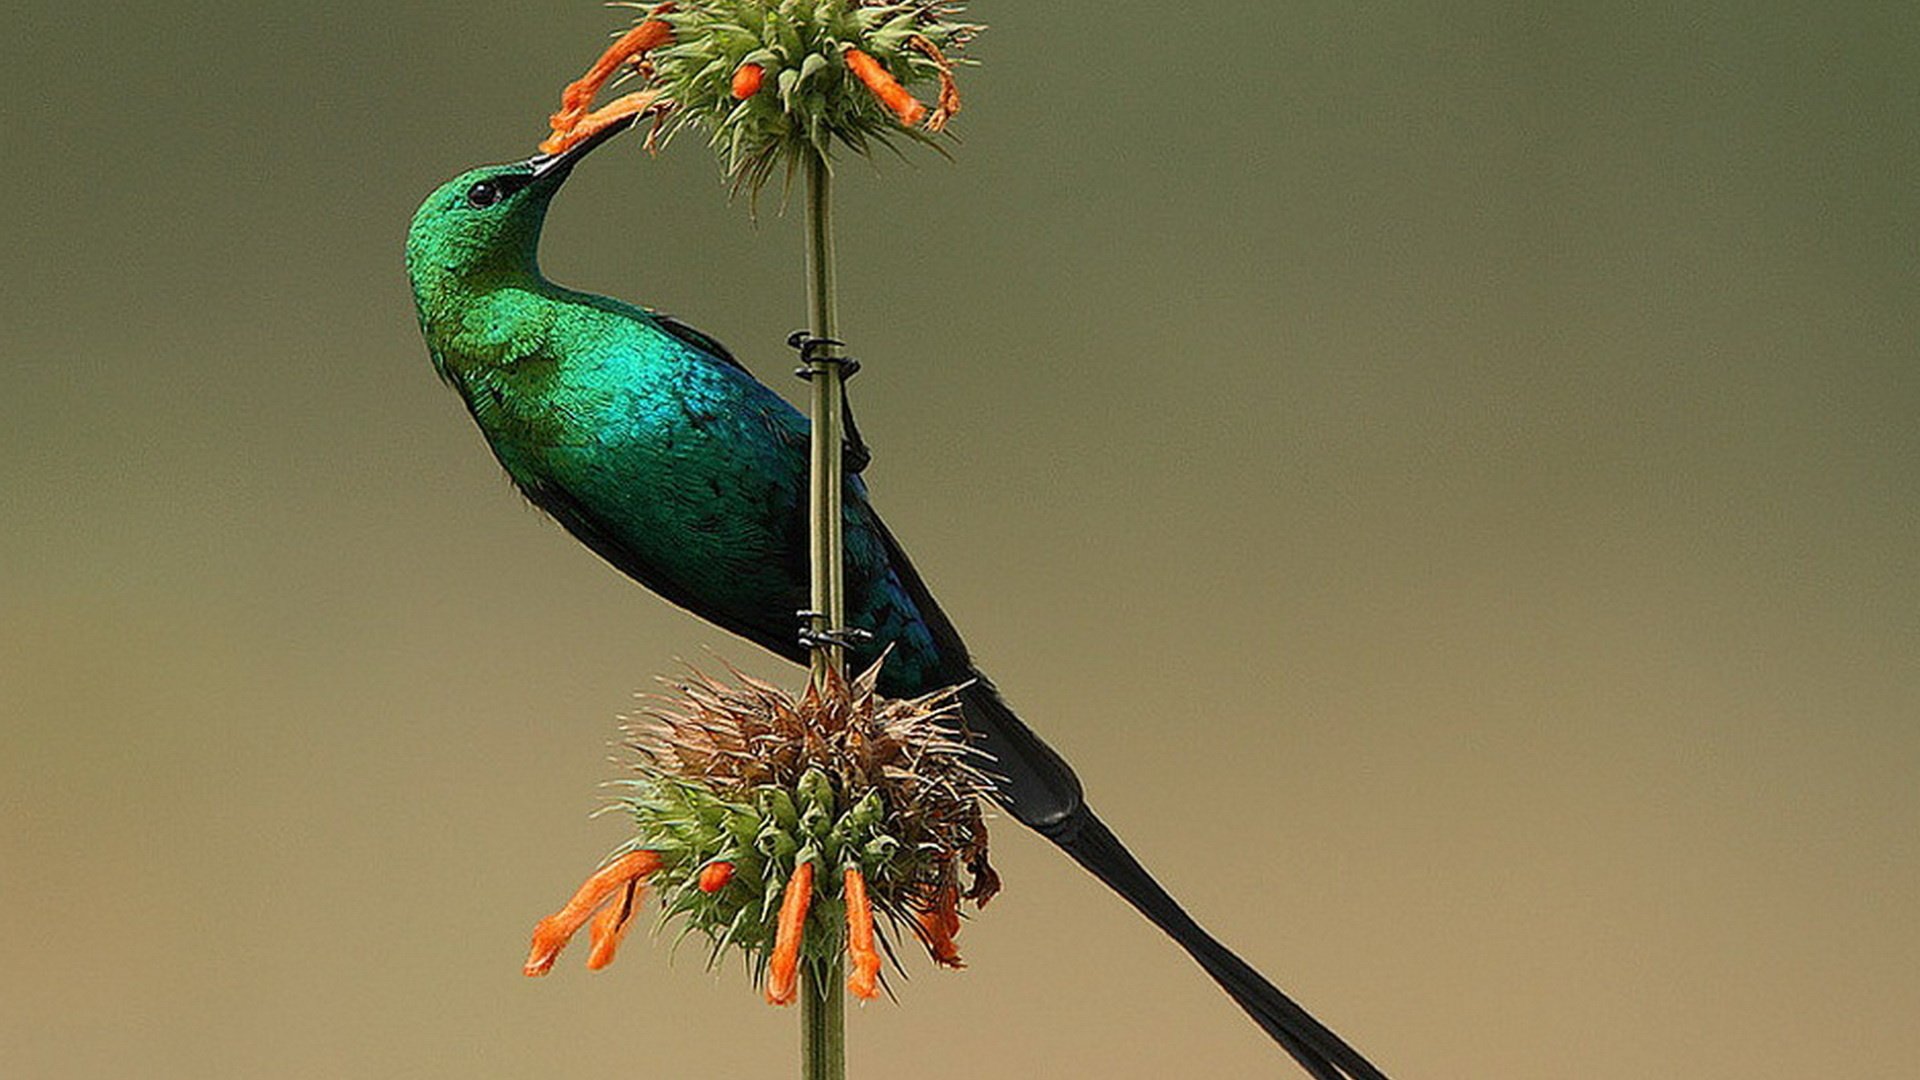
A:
[960,681,1391,1080]
[1047,809,1390,1080]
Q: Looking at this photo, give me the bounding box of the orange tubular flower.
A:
[542,90,665,155]
[914,883,964,969]
[730,63,764,100]
[586,879,644,970]
[524,849,663,976]
[697,860,735,893]
[542,9,677,152]
[844,867,882,1000]
[843,48,927,128]
[765,861,815,1006]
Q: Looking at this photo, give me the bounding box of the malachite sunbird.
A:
[405,116,1389,1080]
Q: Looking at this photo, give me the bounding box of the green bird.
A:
[406,116,1389,1080]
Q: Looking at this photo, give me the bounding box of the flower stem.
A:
[803,148,847,688]
[801,950,847,1080]
[800,146,849,1080]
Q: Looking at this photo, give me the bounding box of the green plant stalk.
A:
[804,148,847,689]
[801,147,849,1080]
[802,948,847,1080]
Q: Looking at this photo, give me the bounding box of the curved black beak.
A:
[526,112,639,181]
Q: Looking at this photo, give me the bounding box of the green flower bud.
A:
[801,804,834,841]
[863,834,899,864]
[849,789,884,831]
[725,808,762,847]
[757,786,800,832]
[756,825,798,862]
[797,767,835,818]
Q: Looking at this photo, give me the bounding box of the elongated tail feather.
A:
[959,683,1391,1080]
[1047,809,1390,1080]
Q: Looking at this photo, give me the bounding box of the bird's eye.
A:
[466,180,502,209]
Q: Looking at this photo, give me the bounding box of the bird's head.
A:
[406,114,636,292]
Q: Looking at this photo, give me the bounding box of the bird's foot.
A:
[839,432,872,475]
[786,331,862,380]
[795,610,875,652]
[786,331,872,474]
[797,626,876,651]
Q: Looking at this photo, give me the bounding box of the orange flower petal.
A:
[844,867,881,1000]
[586,878,644,970]
[914,883,964,970]
[523,850,662,977]
[940,893,961,940]
[730,63,764,100]
[537,90,665,155]
[844,48,927,128]
[765,861,815,1006]
[697,861,735,893]
[545,12,676,144]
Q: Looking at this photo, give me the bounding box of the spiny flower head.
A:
[525,659,998,1004]
[540,1,981,201]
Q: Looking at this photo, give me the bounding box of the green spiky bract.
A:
[627,0,980,200]
[612,660,997,989]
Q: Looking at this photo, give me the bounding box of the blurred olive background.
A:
[3,2,1915,1077]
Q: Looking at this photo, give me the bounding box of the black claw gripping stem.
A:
[788,331,871,474]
